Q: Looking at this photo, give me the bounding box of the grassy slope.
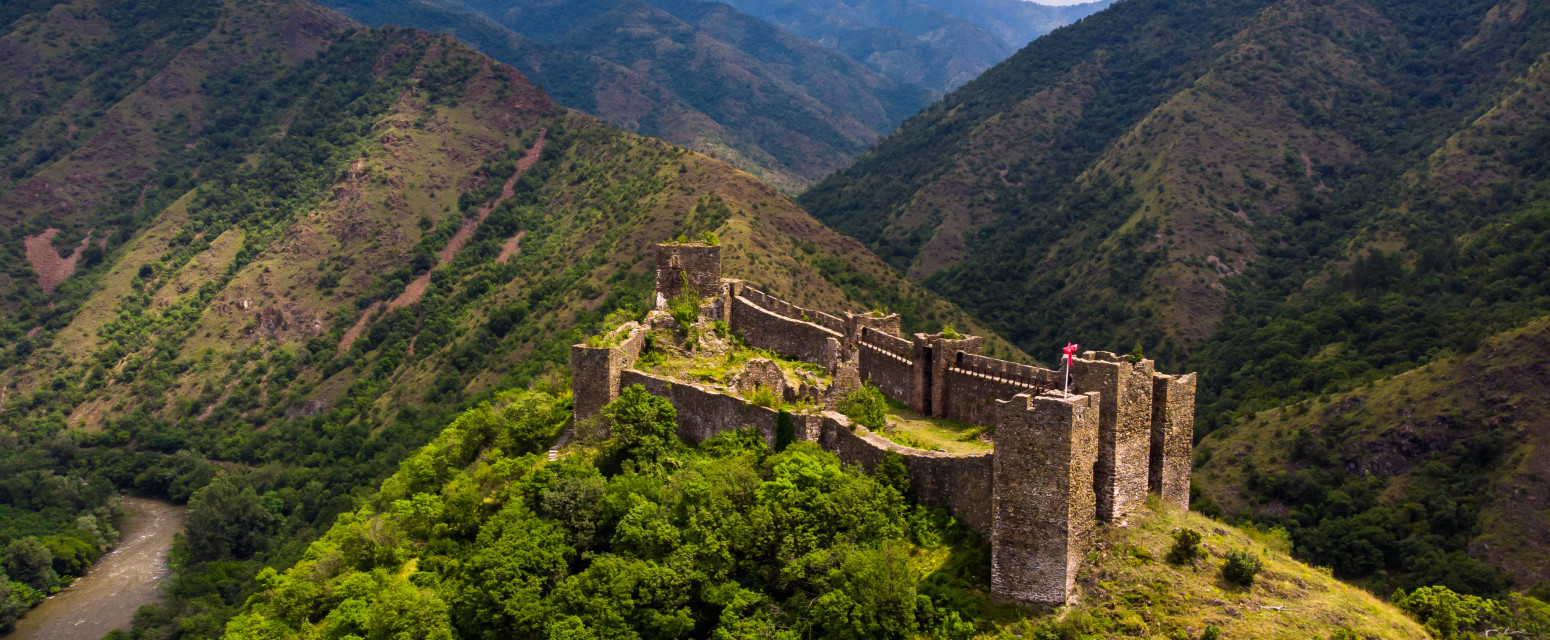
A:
[1068,502,1428,639]
[1197,315,1550,588]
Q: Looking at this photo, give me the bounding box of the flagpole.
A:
[1062,343,1079,396]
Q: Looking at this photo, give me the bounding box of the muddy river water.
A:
[4,497,186,640]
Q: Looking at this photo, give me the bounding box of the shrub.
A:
[668,273,700,328]
[1222,549,1262,587]
[1392,585,1505,639]
[837,383,888,430]
[940,324,963,340]
[746,384,780,409]
[1166,528,1203,565]
[1199,625,1222,640]
[701,230,719,245]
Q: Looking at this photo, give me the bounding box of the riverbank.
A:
[3,497,186,640]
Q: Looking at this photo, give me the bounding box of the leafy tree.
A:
[184,478,276,561]
[837,383,888,430]
[602,385,681,472]
[3,537,57,592]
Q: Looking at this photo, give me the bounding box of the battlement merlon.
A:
[991,390,1100,605]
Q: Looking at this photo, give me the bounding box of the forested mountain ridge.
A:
[0,0,1021,632]
[317,0,938,191]
[802,0,1550,598]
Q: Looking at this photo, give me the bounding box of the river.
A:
[4,497,186,640]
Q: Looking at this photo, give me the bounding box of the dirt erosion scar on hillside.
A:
[25,228,90,293]
[337,130,546,353]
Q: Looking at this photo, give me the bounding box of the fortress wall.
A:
[620,370,780,447]
[656,243,722,300]
[817,412,995,536]
[730,294,842,365]
[858,329,917,406]
[939,354,1061,426]
[1071,351,1155,523]
[740,285,847,334]
[991,391,1099,605]
[1150,372,1197,510]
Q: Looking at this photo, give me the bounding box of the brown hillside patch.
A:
[388,129,546,310]
[497,230,526,263]
[24,228,89,293]
[338,302,380,353]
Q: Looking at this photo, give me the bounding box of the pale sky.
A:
[1025,0,1103,5]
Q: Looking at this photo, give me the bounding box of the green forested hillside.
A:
[317,0,937,191]
[0,0,1016,634]
[218,386,1440,640]
[801,0,1550,598]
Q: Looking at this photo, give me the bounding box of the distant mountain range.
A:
[316,0,1111,189]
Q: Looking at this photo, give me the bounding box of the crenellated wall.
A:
[729,293,843,364]
[858,328,917,406]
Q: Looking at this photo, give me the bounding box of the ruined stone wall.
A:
[1150,372,1197,510]
[619,369,781,447]
[858,328,916,407]
[656,243,722,301]
[729,294,842,365]
[817,412,995,535]
[991,391,1099,605]
[570,323,647,421]
[940,353,1060,426]
[845,313,902,348]
[1071,351,1155,523]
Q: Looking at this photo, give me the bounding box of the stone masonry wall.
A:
[1071,351,1155,523]
[858,328,916,407]
[940,354,1061,427]
[730,294,843,364]
[656,243,722,301]
[738,285,847,335]
[991,391,1099,605]
[620,369,781,447]
[570,323,647,422]
[817,412,995,536]
[1150,372,1197,509]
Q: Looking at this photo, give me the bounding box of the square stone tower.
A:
[1070,351,1155,523]
[655,242,722,304]
[991,390,1100,605]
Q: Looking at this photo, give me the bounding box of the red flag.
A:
[1062,343,1080,367]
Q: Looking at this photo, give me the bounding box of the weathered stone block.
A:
[1070,351,1154,523]
[1150,372,1197,509]
[991,391,1099,605]
[734,357,787,398]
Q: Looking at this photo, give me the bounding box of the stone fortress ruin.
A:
[571,241,1197,606]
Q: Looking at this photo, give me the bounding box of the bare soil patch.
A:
[497,230,526,263]
[25,228,89,293]
[338,301,380,352]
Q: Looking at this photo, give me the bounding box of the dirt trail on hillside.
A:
[338,302,381,352]
[26,228,90,293]
[388,129,545,311]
